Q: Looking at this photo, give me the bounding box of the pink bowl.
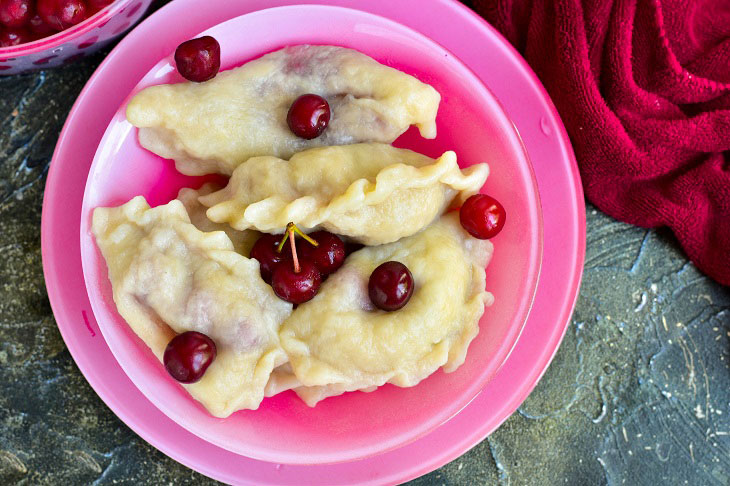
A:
[0,0,152,74]
[80,5,543,465]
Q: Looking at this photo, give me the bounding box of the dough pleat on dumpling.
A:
[177,183,261,257]
[126,45,441,176]
[263,364,378,406]
[199,143,489,245]
[92,196,292,417]
[279,212,494,406]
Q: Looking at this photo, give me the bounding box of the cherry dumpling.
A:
[126,45,441,176]
[278,213,494,406]
[92,196,292,417]
[199,143,489,245]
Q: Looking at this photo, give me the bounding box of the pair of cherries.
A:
[358,194,507,313]
[175,36,331,140]
[251,224,345,305]
[0,0,113,47]
[251,224,417,313]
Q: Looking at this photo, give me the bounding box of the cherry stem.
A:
[288,226,300,273]
[292,223,318,246]
[275,222,319,274]
[276,222,319,254]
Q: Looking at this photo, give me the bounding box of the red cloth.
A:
[473,0,730,286]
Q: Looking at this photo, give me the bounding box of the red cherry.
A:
[0,0,32,28]
[0,26,30,46]
[58,0,86,26]
[28,13,56,35]
[298,231,345,275]
[250,233,292,284]
[37,0,86,30]
[459,194,506,239]
[368,261,414,311]
[87,0,113,9]
[163,331,217,384]
[344,241,364,256]
[174,35,220,82]
[287,94,330,139]
[272,259,321,304]
[35,0,59,29]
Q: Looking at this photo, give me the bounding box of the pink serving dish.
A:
[43,0,586,482]
[78,5,543,465]
[0,0,152,74]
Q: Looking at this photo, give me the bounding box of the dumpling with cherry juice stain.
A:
[279,213,494,406]
[92,196,292,417]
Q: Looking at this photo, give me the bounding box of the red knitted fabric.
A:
[474,0,730,285]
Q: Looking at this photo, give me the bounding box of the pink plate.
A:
[79,5,543,465]
[42,0,584,483]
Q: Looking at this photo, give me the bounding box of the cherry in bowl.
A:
[87,0,114,8]
[37,0,87,31]
[0,26,31,46]
[28,13,55,35]
[0,0,32,29]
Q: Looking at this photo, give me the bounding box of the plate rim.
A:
[41,0,585,483]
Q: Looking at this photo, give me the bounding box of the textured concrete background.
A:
[1,4,729,484]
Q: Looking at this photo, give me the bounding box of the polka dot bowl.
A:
[0,0,153,75]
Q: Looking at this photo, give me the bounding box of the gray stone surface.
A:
[1,14,729,486]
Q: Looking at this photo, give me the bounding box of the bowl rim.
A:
[78,4,544,465]
[0,0,133,59]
